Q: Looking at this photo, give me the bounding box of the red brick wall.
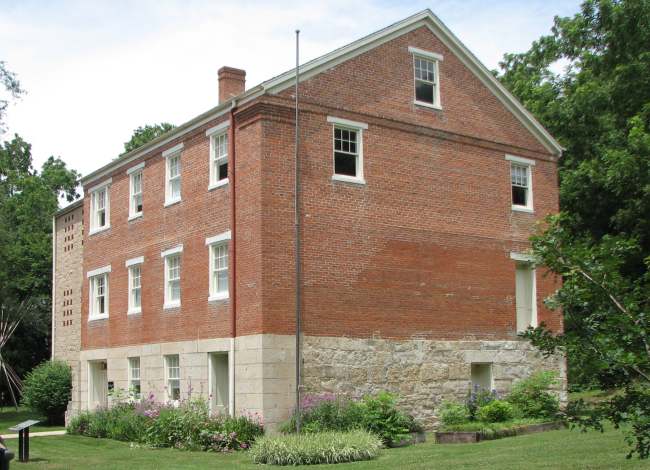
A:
[81,22,561,350]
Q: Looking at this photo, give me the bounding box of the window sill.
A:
[414,100,442,110]
[89,225,110,236]
[163,302,181,310]
[209,179,229,191]
[332,174,366,185]
[88,314,109,322]
[128,213,143,222]
[164,199,181,208]
[208,293,230,302]
[512,205,534,214]
[127,308,142,316]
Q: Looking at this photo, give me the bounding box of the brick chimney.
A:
[218,66,246,103]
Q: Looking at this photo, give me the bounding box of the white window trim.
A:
[208,129,229,190]
[126,161,145,174]
[127,259,143,315]
[128,357,141,399]
[88,272,109,321]
[513,258,538,331]
[510,252,536,263]
[206,231,231,301]
[128,169,144,220]
[162,246,183,309]
[328,117,367,185]
[89,179,111,235]
[87,265,112,279]
[164,144,183,206]
[506,155,535,212]
[409,47,443,110]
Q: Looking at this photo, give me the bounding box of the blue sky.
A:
[0,0,582,178]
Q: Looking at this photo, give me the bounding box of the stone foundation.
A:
[302,336,566,429]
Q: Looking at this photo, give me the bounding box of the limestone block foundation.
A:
[302,336,567,429]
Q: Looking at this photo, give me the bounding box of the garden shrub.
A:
[466,386,497,421]
[438,401,470,426]
[21,360,72,425]
[507,371,560,419]
[66,394,263,452]
[358,392,411,445]
[250,430,382,466]
[477,400,514,423]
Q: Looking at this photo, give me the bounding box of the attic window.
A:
[408,47,443,109]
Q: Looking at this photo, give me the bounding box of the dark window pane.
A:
[512,186,527,206]
[416,81,434,103]
[335,138,341,151]
[99,296,105,314]
[334,128,341,139]
[137,203,143,212]
[99,212,105,226]
[219,162,228,180]
[335,152,356,176]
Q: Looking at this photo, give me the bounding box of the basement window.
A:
[128,357,141,399]
[471,363,493,392]
[164,354,181,402]
[328,116,368,184]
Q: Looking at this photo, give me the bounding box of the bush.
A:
[358,392,411,445]
[22,360,72,425]
[67,395,263,452]
[438,401,470,426]
[507,371,560,419]
[477,400,514,423]
[466,386,497,421]
[250,430,382,466]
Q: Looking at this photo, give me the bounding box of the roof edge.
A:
[55,198,83,217]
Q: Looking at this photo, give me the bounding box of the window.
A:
[471,363,493,392]
[515,261,537,333]
[506,155,535,211]
[409,47,443,109]
[327,116,367,184]
[163,143,183,206]
[165,355,181,401]
[161,246,183,308]
[210,133,229,188]
[127,262,142,314]
[129,170,143,218]
[128,357,141,399]
[87,265,111,320]
[89,180,111,233]
[206,231,231,301]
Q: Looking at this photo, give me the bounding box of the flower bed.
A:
[67,394,263,452]
[436,420,565,444]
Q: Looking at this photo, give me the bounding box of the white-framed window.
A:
[89,180,111,234]
[87,265,111,321]
[327,116,367,185]
[128,357,141,399]
[210,134,229,189]
[471,363,493,392]
[163,143,183,206]
[161,245,182,309]
[128,167,143,219]
[506,155,535,212]
[164,354,181,402]
[126,257,143,314]
[409,47,443,109]
[206,231,231,301]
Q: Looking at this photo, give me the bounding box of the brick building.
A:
[53,9,566,429]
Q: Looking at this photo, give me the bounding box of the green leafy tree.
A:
[21,360,72,425]
[122,122,175,155]
[0,135,79,400]
[497,0,650,458]
[0,61,23,133]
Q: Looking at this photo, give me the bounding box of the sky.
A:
[1,0,582,179]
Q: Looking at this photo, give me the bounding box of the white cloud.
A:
[1,0,581,178]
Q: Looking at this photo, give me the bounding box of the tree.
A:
[122,122,175,155]
[0,62,23,133]
[0,135,79,401]
[497,0,650,458]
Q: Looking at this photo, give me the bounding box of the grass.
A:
[440,417,549,432]
[10,425,648,469]
[0,407,64,434]
[569,388,624,404]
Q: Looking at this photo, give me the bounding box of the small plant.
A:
[250,430,382,465]
[477,400,514,423]
[507,371,559,419]
[438,400,470,425]
[21,360,72,425]
[358,392,411,445]
[466,385,497,421]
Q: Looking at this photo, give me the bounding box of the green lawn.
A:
[0,408,64,435]
[13,425,647,469]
